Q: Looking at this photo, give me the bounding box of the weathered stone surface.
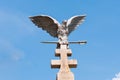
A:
[68,59,77,68]
[51,60,60,68]
[51,44,77,80]
[57,72,74,80]
[55,49,72,56]
[51,59,77,68]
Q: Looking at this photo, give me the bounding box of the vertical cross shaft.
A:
[59,46,70,72]
[51,44,77,80]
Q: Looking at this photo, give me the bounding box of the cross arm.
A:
[51,59,77,68]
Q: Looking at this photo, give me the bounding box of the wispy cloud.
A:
[0,39,24,62]
[0,9,36,39]
[0,9,34,64]
[112,72,120,80]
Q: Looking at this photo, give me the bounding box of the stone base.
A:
[57,72,74,80]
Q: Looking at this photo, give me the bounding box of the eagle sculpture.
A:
[29,15,86,45]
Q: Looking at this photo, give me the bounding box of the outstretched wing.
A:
[67,15,86,35]
[29,15,60,38]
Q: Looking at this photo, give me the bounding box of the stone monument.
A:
[29,15,87,80]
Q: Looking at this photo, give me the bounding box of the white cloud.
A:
[112,72,120,80]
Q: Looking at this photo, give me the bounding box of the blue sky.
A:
[0,0,120,80]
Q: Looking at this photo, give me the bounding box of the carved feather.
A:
[29,15,60,37]
[67,15,86,35]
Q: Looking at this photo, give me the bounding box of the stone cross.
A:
[51,44,77,80]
